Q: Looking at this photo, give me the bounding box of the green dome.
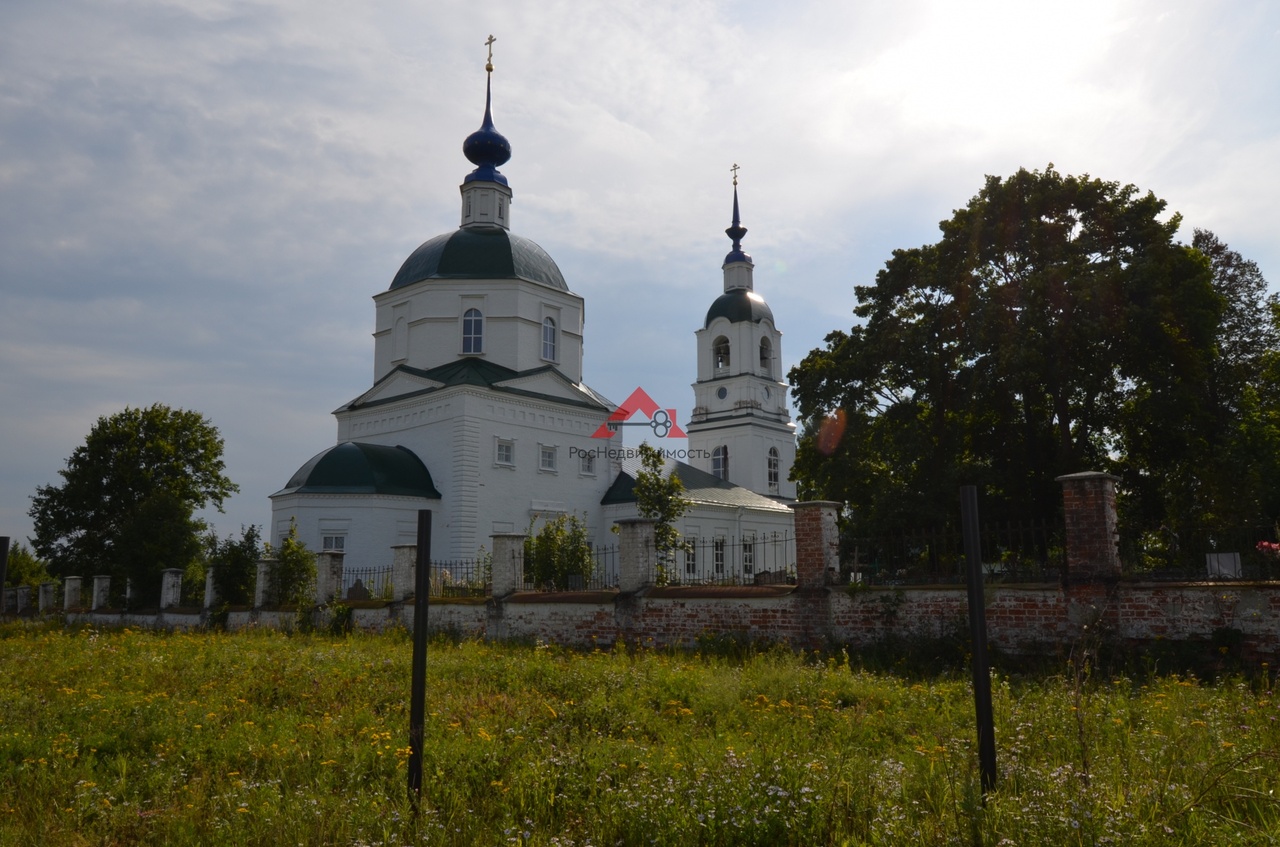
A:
[274,442,441,498]
[389,228,567,291]
[704,288,774,327]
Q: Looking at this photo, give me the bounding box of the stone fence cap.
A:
[1055,471,1120,483]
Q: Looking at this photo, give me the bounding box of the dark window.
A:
[463,308,484,354]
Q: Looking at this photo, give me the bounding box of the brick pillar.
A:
[1056,471,1122,581]
[91,575,111,610]
[39,582,56,613]
[391,545,416,600]
[254,559,274,607]
[64,576,82,610]
[490,533,526,597]
[314,551,345,604]
[790,501,841,589]
[159,569,184,609]
[616,518,656,592]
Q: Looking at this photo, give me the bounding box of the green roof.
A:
[348,359,612,413]
[273,442,442,498]
[602,456,791,511]
[704,288,774,327]
[389,227,569,291]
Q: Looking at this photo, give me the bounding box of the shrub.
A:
[524,513,594,590]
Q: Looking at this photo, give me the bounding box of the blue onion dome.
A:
[724,184,751,265]
[463,74,511,186]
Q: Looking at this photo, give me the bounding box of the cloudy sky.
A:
[3,0,1278,548]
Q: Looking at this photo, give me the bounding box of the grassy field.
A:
[1,623,1278,846]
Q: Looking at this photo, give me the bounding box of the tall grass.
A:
[1,622,1277,845]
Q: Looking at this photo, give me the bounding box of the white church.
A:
[269,52,796,572]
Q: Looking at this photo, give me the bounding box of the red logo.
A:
[592,387,687,439]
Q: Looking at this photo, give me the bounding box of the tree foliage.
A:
[29,404,238,595]
[632,443,691,562]
[265,521,316,610]
[5,542,55,588]
[524,513,594,590]
[790,166,1280,557]
[206,525,262,607]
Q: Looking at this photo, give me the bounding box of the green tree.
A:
[265,521,316,610]
[29,404,238,598]
[524,513,594,590]
[5,542,55,589]
[633,442,691,569]
[206,525,262,607]
[790,166,1273,558]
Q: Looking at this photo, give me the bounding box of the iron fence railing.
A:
[1120,524,1280,582]
[342,565,395,601]
[650,532,795,587]
[429,559,490,597]
[847,519,1065,586]
[520,544,618,591]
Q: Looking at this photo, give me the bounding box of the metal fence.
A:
[340,559,492,600]
[428,559,490,597]
[520,543,619,591]
[652,532,795,587]
[342,565,395,601]
[847,519,1065,586]
[1120,524,1280,582]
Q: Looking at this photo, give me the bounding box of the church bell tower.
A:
[685,169,796,499]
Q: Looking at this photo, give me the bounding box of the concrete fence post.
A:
[490,533,527,597]
[790,501,842,588]
[391,545,416,601]
[64,576,82,610]
[255,559,274,608]
[15,586,31,613]
[1056,471,1122,581]
[1,587,12,614]
[160,568,184,609]
[204,565,217,609]
[91,575,111,610]
[39,582,56,613]
[616,518,657,593]
[315,551,345,605]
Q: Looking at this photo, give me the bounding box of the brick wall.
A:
[45,475,1280,661]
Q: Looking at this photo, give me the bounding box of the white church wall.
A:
[333,385,619,559]
[270,492,440,571]
[372,279,586,384]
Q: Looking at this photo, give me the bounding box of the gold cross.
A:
[485,34,496,71]
[730,162,740,186]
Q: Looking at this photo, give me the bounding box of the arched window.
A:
[542,317,557,361]
[712,445,729,481]
[713,336,730,372]
[759,337,772,376]
[462,308,483,354]
[767,447,780,493]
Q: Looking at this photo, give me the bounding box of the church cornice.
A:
[343,361,613,414]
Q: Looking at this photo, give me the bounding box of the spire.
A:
[462,34,511,186]
[723,163,751,266]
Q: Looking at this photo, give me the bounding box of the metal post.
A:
[407,510,432,804]
[961,486,998,794]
